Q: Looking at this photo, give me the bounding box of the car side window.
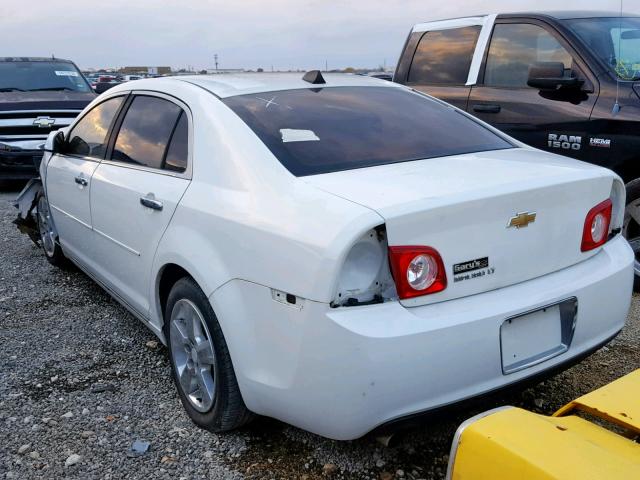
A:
[164,112,188,173]
[111,95,184,171]
[484,23,574,88]
[66,96,124,158]
[407,26,481,85]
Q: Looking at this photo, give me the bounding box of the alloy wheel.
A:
[37,195,56,257]
[169,298,217,412]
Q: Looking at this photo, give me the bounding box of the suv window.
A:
[66,96,125,158]
[408,26,481,85]
[111,96,184,170]
[223,86,512,176]
[484,23,574,87]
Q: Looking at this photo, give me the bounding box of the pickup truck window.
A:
[66,96,125,159]
[484,23,573,88]
[408,27,481,85]
[223,86,512,176]
[565,17,640,81]
[0,61,92,93]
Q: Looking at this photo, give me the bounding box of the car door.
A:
[399,25,482,109]
[467,20,599,160]
[45,95,126,264]
[89,93,191,317]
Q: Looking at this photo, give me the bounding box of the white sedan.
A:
[29,72,633,440]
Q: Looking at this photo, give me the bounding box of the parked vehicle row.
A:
[16,71,633,440]
[394,10,640,288]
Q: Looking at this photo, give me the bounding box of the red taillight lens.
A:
[388,246,447,299]
[581,199,612,252]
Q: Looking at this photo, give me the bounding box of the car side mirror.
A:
[527,62,583,90]
[51,130,66,154]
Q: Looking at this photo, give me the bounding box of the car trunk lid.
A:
[304,148,615,307]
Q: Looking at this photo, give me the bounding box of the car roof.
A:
[166,72,402,98]
[0,57,75,63]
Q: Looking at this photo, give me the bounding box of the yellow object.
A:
[447,370,640,480]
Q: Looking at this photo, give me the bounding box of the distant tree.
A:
[257,67,264,72]
[199,69,207,74]
[344,67,356,73]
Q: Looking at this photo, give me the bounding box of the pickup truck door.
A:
[44,95,125,265]
[89,93,191,317]
[467,20,598,159]
[395,26,482,109]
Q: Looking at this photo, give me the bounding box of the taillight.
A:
[581,199,612,252]
[388,246,447,299]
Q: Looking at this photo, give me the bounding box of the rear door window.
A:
[111,95,185,171]
[223,86,512,176]
[164,112,188,173]
[408,27,481,85]
[484,23,574,87]
[66,96,125,158]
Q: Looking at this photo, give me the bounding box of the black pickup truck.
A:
[394,11,640,288]
[0,57,95,181]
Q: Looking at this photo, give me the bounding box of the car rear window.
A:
[222,86,512,176]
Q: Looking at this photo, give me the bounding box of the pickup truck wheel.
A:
[36,193,68,268]
[165,277,254,432]
[623,179,640,291]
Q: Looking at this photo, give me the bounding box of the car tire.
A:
[36,192,69,268]
[623,178,640,291]
[165,277,254,432]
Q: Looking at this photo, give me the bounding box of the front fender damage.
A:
[13,178,44,245]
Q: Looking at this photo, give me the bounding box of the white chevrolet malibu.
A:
[32,72,633,440]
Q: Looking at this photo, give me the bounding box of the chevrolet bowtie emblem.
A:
[507,211,536,229]
[33,116,55,128]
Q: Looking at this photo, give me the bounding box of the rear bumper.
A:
[211,235,634,440]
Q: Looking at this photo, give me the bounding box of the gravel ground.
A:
[1,183,639,480]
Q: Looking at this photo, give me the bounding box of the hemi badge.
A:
[507,211,536,229]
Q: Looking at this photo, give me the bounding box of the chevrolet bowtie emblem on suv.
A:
[507,211,536,229]
[33,116,55,128]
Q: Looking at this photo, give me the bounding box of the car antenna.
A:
[302,70,326,84]
[612,0,623,116]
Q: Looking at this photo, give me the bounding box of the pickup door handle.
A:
[74,176,88,187]
[140,196,163,211]
[472,104,501,113]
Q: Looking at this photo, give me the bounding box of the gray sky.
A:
[5,0,639,71]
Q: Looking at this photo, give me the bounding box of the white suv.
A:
[31,72,633,440]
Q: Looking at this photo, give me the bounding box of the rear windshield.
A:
[0,61,92,93]
[222,86,512,176]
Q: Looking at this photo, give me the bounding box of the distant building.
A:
[120,66,172,75]
[205,68,245,75]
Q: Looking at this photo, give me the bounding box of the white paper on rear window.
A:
[280,129,320,143]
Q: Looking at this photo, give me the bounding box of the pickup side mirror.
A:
[527,62,583,90]
[94,82,117,94]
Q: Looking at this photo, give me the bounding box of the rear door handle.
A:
[472,104,501,113]
[140,196,163,211]
[74,176,88,187]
